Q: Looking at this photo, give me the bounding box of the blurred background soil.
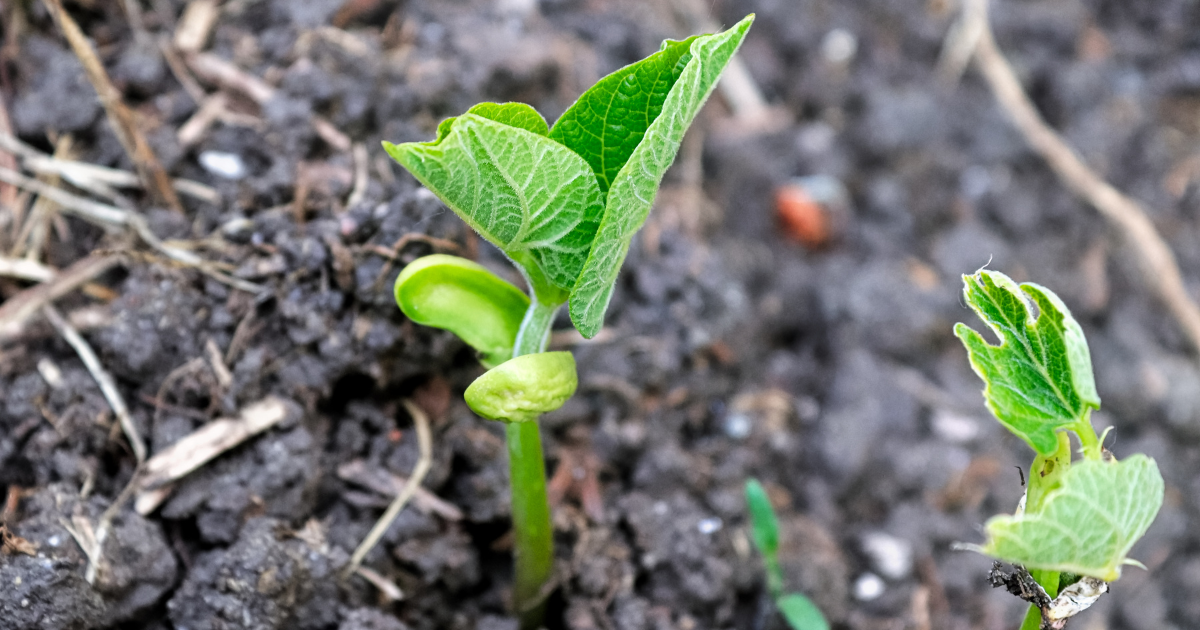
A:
[1,0,1199,629]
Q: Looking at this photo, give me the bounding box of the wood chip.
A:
[134,397,294,514]
[174,0,220,54]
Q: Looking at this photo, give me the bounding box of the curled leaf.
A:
[465,352,578,422]
[976,455,1164,582]
[394,254,529,368]
[954,270,1100,455]
[567,15,754,338]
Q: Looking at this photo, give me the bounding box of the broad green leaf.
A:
[568,15,755,338]
[383,114,603,291]
[954,270,1100,455]
[549,37,697,194]
[978,455,1164,582]
[776,593,830,630]
[465,351,578,422]
[466,102,550,136]
[394,254,529,368]
[745,479,780,556]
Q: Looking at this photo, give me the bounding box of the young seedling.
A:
[745,479,829,630]
[380,16,755,628]
[954,270,1164,630]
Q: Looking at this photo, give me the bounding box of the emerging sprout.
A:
[955,270,1164,629]
[386,15,755,628]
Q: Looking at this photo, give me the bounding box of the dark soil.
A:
[1,0,1199,629]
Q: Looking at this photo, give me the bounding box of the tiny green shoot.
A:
[955,270,1164,629]
[745,479,830,630]
[384,16,754,628]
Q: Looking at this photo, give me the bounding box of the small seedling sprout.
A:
[382,16,754,628]
[745,479,829,630]
[954,269,1164,630]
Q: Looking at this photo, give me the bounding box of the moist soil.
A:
[1,1,1199,629]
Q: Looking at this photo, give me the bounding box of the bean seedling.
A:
[955,270,1164,630]
[384,16,754,628]
[745,479,829,630]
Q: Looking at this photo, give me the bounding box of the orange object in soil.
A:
[775,183,830,247]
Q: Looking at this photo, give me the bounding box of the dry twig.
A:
[43,304,146,462]
[0,253,121,340]
[0,132,219,204]
[343,400,434,579]
[336,459,463,521]
[41,0,183,212]
[957,0,1200,355]
[0,256,56,282]
[133,397,293,514]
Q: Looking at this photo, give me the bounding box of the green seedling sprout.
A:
[745,479,829,630]
[954,270,1164,630]
[381,16,754,628]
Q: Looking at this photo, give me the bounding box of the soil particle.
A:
[167,517,345,630]
[10,36,101,136]
[0,484,177,629]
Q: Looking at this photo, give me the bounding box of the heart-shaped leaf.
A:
[465,351,578,422]
[384,107,603,292]
[954,270,1100,455]
[567,15,755,338]
[978,454,1164,582]
[393,254,529,368]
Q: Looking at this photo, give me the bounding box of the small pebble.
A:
[723,412,752,439]
[198,151,247,180]
[46,535,60,547]
[862,531,913,580]
[854,573,885,601]
[36,358,64,390]
[932,410,980,444]
[821,28,858,64]
[697,517,723,535]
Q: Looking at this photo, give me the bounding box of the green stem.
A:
[514,299,558,358]
[505,254,565,628]
[507,420,554,629]
[1072,410,1101,460]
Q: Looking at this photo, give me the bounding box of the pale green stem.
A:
[507,420,553,629]
[506,253,564,629]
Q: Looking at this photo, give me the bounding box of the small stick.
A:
[0,253,121,341]
[133,397,292,513]
[346,143,369,209]
[336,459,464,521]
[43,304,146,463]
[0,256,56,282]
[0,137,220,204]
[963,0,1200,356]
[40,0,183,212]
[0,87,17,221]
[186,52,277,104]
[158,36,207,102]
[343,399,433,579]
[173,0,221,54]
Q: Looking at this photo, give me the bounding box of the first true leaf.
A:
[383,103,603,291]
[977,454,1163,582]
[954,270,1100,455]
